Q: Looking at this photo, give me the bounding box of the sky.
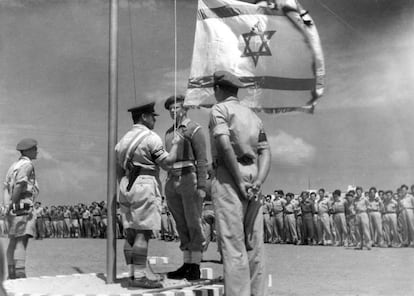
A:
[0,0,414,205]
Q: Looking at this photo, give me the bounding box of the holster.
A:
[126,166,141,191]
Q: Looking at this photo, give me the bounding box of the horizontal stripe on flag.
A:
[188,76,315,91]
[198,2,285,20]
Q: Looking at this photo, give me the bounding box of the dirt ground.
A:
[2,237,414,296]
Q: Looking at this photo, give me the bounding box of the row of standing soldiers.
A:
[2,202,110,239]
[263,185,414,249]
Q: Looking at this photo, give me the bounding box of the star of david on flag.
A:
[185,0,325,114]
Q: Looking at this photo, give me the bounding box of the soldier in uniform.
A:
[115,102,181,288]
[367,187,385,247]
[3,138,39,278]
[382,190,401,247]
[284,193,298,244]
[353,186,372,250]
[271,190,286,244]
[344,191,358,247]
[398,184,414,247]
[164,94,208,281]
[33,201,44,240]
[301,192,315,245]
[316,189,332,246]
[209,71,271,296]
[331,190,348,246]
[262,195,273,243]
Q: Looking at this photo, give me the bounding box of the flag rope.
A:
[173,0,178,134]
[127,0,138,104]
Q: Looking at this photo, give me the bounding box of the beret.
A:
[213,70,245,88]
[128,102,159,116]
[16,138,38,151]
[164,95,185,110]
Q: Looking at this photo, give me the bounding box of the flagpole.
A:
[107,0,118,284]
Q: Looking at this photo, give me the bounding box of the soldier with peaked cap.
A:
[3,138,39,279]
[209,70,271,296]
[115,101,181,288]
[164,94,208,281]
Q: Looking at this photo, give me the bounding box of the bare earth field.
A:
[2,237,414,296]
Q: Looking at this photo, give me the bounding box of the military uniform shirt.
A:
[384,199,398,213]
[209,96,269,164]
[399,194,414,210]
[353,197,369,213]
[165,118,207,189]
[115,124,168,172]
[332,199,346,213]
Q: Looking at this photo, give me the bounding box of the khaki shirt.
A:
[209,96,269,166]
[4,156,39,205]
[353,197,369,213]
[399,194,414,210]
[384,199,398,213]
[115,124,168,172]
[272,198,286,214]
[332,199,346,214]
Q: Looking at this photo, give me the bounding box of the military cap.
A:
[16,138,38,151]
[213,70,245,88]
[128,102,159,116]
[164,95,185,110]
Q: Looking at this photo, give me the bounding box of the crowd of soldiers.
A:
[262,184,414,249]
[0,201,110,239]
[0,199,183,241]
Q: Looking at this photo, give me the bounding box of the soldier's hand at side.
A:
[197,189,206,200]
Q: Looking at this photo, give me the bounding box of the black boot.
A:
[167,263,189,279]
[185,264,200,281]
[8,265,16,280]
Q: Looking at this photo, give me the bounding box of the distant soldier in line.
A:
[263,195,273,243]
[70,206,81,238]
[367,187,385,247]
[316,189,332,246]
[301,192,315,245]
[33,201,44,240]
[294,195,303,243]
[345,191,358,247]
[382,190,401,247]
[4,138,39,278]
[271,190,286,243]
[353,186,372,250]
[116,102,181,288]
[331,190,348,246]
[284,193,298,245]
[398,184,414,247]
[63,206,71,238]
[164,94,208,281]
[43,206,51,238]
[310,192,320,244]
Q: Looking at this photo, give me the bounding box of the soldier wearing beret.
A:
[115,102,181,288]
[209,70,271,296]
[3,138,39,278]
[164,94,208,281]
